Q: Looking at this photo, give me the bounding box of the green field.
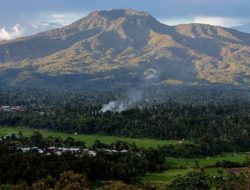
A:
[142,169,190,184]
[165,153,248,169]
[2,126,248,185]
[0,126,181,148]
[141,167,224,185]
[141,153,249,185]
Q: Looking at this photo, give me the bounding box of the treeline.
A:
[1,101,250,150]
[1,88,250,151]
[1,130,250,189]
[0,131,236,187]
[2,167,250,189]
[167,169,250,190]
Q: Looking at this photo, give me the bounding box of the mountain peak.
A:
[91,9,152,19]
[1,9,250,87]
[67,9,162,37]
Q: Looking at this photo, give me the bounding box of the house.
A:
[47,146,57,152]
[20,147,31,152]
[17,146,97,157]
[0,106,26,112]
[1,106,11,112]
[38,149,44,154]
[88,150,97,156]
[120,150,128,153]
[69,148,80,153]
[55,151,62,156]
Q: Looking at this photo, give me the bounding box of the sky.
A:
[1,0,250,40]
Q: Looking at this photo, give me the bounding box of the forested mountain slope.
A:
[1,9,250,88]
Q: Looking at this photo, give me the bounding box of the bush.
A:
[168,170,211,190]
[215,161,241,168]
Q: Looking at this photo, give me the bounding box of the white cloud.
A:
[41,12,88,26]
[5,12,88,37]
[159,18,193,26]
[0,24,24,40]
[25,12,88,35]
[193,17,249,27]
[48,14,70,25]
[31,22,63,30]
[159,16,250,28]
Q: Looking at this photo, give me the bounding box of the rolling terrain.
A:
[0,9,250,88]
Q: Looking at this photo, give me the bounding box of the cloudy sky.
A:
[1,0,250,40]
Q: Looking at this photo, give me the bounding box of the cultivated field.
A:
[0,126,181,148]
[165,153,248,169]
[141,153,249,184]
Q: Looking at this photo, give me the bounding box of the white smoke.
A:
[101,101,125,112]
[101,68,159,112]
[143,68,158,80]
[0,24,23,41]
[101,90,143,112]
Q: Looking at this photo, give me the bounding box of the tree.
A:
[32,181,48,190]
[63,137,75,147]
[219,168,250,190]
[101,181,137,190]
[54,171,88,190]
[168,170,211,190]
[11,182,28,190]
[32,176,55,190]
[30,130,43,147]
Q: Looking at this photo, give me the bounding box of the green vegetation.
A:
[142,169,190,184]
[0,126,180,148]
[2,89,250,153]
[1,10,250,87]
[141,167,228,185]
[1,89,250,189]
[165,153,248,169]
[0,132,166,187]
[141,153,249,185]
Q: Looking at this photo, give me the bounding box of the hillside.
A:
[0,9,250,88]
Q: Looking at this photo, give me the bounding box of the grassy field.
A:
[2,126,248,185]
[0,126,181,148]
[141,167,224,185]
[142,169,190,184]
[165,153,248,169]
[141,153,249,185]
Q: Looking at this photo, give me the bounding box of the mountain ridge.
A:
[1,9,250,88]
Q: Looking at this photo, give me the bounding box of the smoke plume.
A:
[101,68,159,112]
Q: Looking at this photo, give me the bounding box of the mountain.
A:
[1,9,250,88]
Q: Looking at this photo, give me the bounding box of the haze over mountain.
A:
[233,23,250,34]
[1,9,250,88]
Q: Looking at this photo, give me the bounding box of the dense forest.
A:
[1,88,250,150]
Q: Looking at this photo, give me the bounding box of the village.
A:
[18,146,129,157]
[0,106,26,112]
[18,146,97,156]
[0,132,130,158]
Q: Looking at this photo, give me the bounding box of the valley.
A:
[1,88,250,189]
[1,6,250,190]
[1,125,250,189]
